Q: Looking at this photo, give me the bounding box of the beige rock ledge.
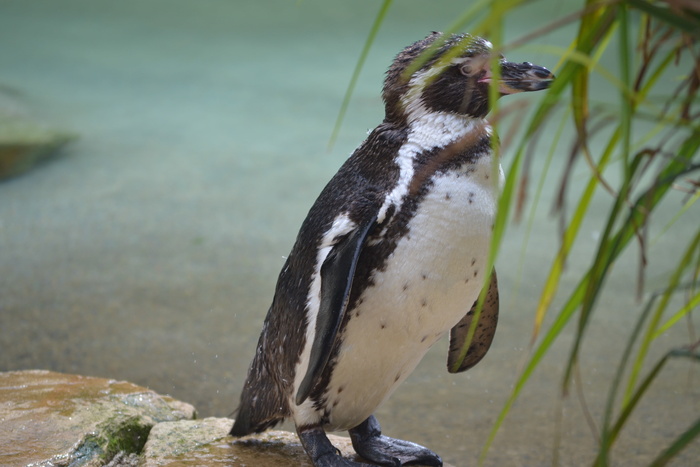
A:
[141,418,453,466]
[1,370,450,466]
[141,418,358,466]
[0,370,195,467]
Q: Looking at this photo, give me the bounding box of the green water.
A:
[1,1,697,465]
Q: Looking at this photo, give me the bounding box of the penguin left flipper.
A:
[296,214,378,405]
[447,269,499,373]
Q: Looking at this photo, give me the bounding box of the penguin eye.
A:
[459,59,475,77]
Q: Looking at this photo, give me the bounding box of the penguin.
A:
[230,32,554,466]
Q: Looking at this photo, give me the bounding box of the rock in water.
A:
[0,109,76,180]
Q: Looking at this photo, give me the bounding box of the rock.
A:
[0,110,76,180]
[141,419,453,466]
[0,370,196,467]
[1,370,449,466]
[141,418,358,466]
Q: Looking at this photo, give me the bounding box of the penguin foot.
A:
[298,425,374,467]
[349,415,443,466]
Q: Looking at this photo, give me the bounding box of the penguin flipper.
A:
[296,214,377,406]
[447,269,499,373]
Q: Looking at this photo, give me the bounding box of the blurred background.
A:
[1,1,697,465]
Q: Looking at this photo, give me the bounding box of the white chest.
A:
[320,154,502,431]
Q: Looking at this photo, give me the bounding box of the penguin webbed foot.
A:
[298,425,374,467]
[349,415,443,466]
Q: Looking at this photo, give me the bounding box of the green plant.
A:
[339,0,700,465]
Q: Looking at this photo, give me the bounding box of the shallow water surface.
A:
[1,1,698,465]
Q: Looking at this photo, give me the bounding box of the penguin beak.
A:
[479,60,555,95]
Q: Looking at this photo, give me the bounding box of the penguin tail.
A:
[230,404,283,437]
[229,404,253,437]
[229,353,289,437]
[230,388,286,437]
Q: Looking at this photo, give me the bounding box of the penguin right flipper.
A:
[296,214,378,406]
[447,269,499,373]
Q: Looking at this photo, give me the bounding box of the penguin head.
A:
[383,32,554,123]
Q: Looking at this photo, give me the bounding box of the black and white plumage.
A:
[230,32,554,466]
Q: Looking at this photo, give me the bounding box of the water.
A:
[1,1,698,465]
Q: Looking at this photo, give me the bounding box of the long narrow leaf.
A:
[606,348,700,463]
[625,226,700,402]
[532,127,620,339]
[451,0,507,372]
[653,289,700,338]
[480,272,590,463]
[597,287,664,465]
[649,418,700,466]
[626,0,700,37]
[328,0,393,149]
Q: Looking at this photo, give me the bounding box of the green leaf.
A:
[626,0,700,37]
[328,0,393,149]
